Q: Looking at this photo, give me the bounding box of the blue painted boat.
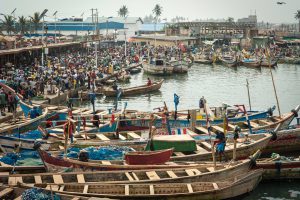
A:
[0,108,49,135]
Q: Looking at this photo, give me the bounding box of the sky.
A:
[0,0,299,23]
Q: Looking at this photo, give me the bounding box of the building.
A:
[44,17,143,41]
[130,34,197,46]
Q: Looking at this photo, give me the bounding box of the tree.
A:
[295,10,300,32]
[1,15,15,35]
[118,5,129,56]
[30,12,41,33]
[227,17,234,23]
[118,5,129,18]
[153,4,162,21]
[18,16,27,35]
[152,4,162,46]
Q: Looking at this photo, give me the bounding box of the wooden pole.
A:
[268,52,281,116]
[204,100,216,170]
[233,139,237,161]
[64,120,70,157]
[246,79,252,111]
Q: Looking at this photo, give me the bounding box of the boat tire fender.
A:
[270,131,277,141]
[33,142,42,150]
[268,108,273,116]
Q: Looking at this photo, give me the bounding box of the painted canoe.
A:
[0,185,88,200]
[22,169,263,200]
[143,61,174,75]
[102,79,164,97]
[170,61,189,73]
[255,157,300,180]
[124,148,173,165]
[194,58,213,64]
[4,155,259,185]
[0,108,48,135]
[241,59,261,68]
[169,133,272,162]
[260,59,278,67]
[221,58,238,67]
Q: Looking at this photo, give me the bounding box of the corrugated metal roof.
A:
[139,23,165,31]
[85,17,142,24]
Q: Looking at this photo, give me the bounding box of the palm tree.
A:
[118,5,129,56]
[30,12,41,33]
[18,16,27,35]
[152,4,162,46]
[1,15,15,35]
[295,10,300,32]
[118,5,129,18]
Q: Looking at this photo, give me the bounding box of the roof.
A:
[140,23,165,32]
[85,17,143,24]
[132,34,196,41]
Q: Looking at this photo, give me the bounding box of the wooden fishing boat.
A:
[3,153,260,185]
[129,66,142,74]
[0,108,49,135]
[194,58,213,64]
[241,59,261,68]
[262,127,300,155]
[35,145,193,172]
[102,79,164,97]
[169,60,189,73]
[260,59,278,67]
[167,133,272,161]
[220,57,238,67]
[20,169,263,200]
[0,185,88,200]
[255,156,300,180]
[124,148,173,165]
[143,59,174,75]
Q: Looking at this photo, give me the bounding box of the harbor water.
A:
[85,63,300,199]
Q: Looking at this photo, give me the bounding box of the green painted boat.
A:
[146,135,197,152]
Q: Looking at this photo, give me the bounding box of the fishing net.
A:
[0,151,43,166]
[22,188,60,200]
[65,145,135,160]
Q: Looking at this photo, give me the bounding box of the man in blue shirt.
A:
[29,106,40,119]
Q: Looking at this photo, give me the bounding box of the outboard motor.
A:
[78,150,89,162]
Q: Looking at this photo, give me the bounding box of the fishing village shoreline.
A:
[0,1,300,199]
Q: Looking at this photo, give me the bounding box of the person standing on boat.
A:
[214,131,227,162]
[147,77,152,86]
[199,96,206,113]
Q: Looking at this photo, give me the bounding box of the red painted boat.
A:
[124,148,174,165]
[35,145,181,172]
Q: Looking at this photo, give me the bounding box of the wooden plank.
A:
[59,145,65,150]
[118,134,126,140]
[8,177,23,186]
[71,198,80,200]
[187,184,193,193]
[212,125,224,133]
[0,188,13,197]
[80,134,90,140]
[14,196,22,200]
[96,134,110,141]
[174,152,185,156]
[185,169,202,176]
[77,174,85,183]
[167,171,178,178]
[227,123,236,130]
[195,126,209,134]
[146,171,160,180]
[201,141,212,150]
[59,185,65,192]
[127,132,141,139]
[207,167,215,172]
[83,185,89,194]
[213,182,219,190]
[125,172,134,181]
[196,145,209,153]
[46,185,59,191]
[34,175,42,184]
[131,172,139,181]
[149,185,155,195]
[258,119,273,125]
[102,161,112,165]
[243,121,259,128]
[125,185,129,195]
[53,175,64,184]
